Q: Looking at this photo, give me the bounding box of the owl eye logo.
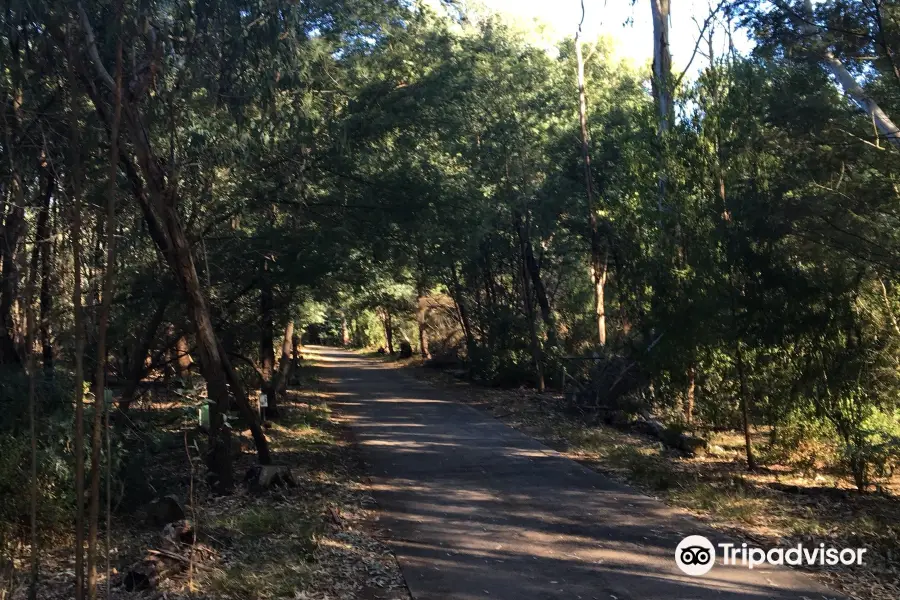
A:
[675,535,716,576]
[679,546,712,565]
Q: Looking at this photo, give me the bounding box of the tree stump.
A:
[146,495,185,527]
[244,464,296,491]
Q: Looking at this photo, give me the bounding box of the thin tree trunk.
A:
[519,229,545,392]
[275,320,294,394]
[1,3,25,368]
[575,18,607,346]
[118,298,168,413]
[38,178,54,372]
[217,340,271,465]
[448,264,477,365]
[707,39,754,470]
[0,179,24,366]
[340,312,350,346]
[685,364,695,424]
[416,291,430,359]
[735,337,755,470]
[76,4,270,488]
[777,0,900,148]
[520,228,558,349]
[88,21,122,599]
[259,266,276,417]
[651,0,672,216]
[25,174,47,600]
[67,28,87,600]
[384,309,394,354]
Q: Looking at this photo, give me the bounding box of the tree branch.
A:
[77,2,116,91]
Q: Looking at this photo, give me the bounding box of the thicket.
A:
[2,0,900,596]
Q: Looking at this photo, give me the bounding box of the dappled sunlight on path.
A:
[304,345,844,600]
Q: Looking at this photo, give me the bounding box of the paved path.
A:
[312,346,843,600]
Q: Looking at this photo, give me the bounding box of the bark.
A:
[88,22,122,599]
[118,297,168,413]
[25,169,43,600]
[735,337,755,470]
[259,268,276,417]
[519,233,545,392]
[275,320,294,395]
[75,5,270,488]
[449,265,476,363]
[340,312,350,346]
[38,178,54,372]
[217,340,271,465]
[651,0,673,136]
[175,336,192,378]
[76,4,260,493]
[416,291,430,359]
[0,181,25,367]
[651,0,672,216]
[67,30,87,600]
[1,7,25,367]
[575,25,607,347]
[685,364,695,424]
[380,308,394,354]
[783,0,900,149]
[518,224,558,349]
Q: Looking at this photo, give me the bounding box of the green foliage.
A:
[0,373,79,537]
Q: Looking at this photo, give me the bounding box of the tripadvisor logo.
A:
[675,535,867,576]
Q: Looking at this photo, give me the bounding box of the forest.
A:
[1,0,900,598]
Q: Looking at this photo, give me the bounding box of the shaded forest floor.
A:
[9,365,409,600]
[375,354,900,600]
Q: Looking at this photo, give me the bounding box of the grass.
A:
[206,504,319,599]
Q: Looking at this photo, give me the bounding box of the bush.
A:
[0,370,79,539]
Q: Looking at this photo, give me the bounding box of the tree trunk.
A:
[651,0,672,216]
[275,320,294,395]
[118,298,168,413]
[292,332,302,367]
[685,364,695,424]
[217,340,271,465]
[520,236,545,392]
[25,170,46,600]
[416,291,430,359]
[76,5,270,488]
[735,338,755,470]
[384,309,394,354]
[782,0,900,149]
[0,12,25,368]
[175,336,192,378]
[38,178,54,372]
[449,264,476,365]
[67,32,87,600]
[259,268,276,418]
[87,25,122,599]
[594,256,608,346]
[340,312,350,346]
[0,185,25,366]
[519,226,558,349]
[575,26,607,347]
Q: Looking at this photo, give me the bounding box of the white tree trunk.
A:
[798,0,900,148]
[575,28,606,346]
[651,0,672,137]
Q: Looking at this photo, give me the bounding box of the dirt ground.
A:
[5,365,410,600]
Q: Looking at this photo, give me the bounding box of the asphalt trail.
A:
[313,346,844,600]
